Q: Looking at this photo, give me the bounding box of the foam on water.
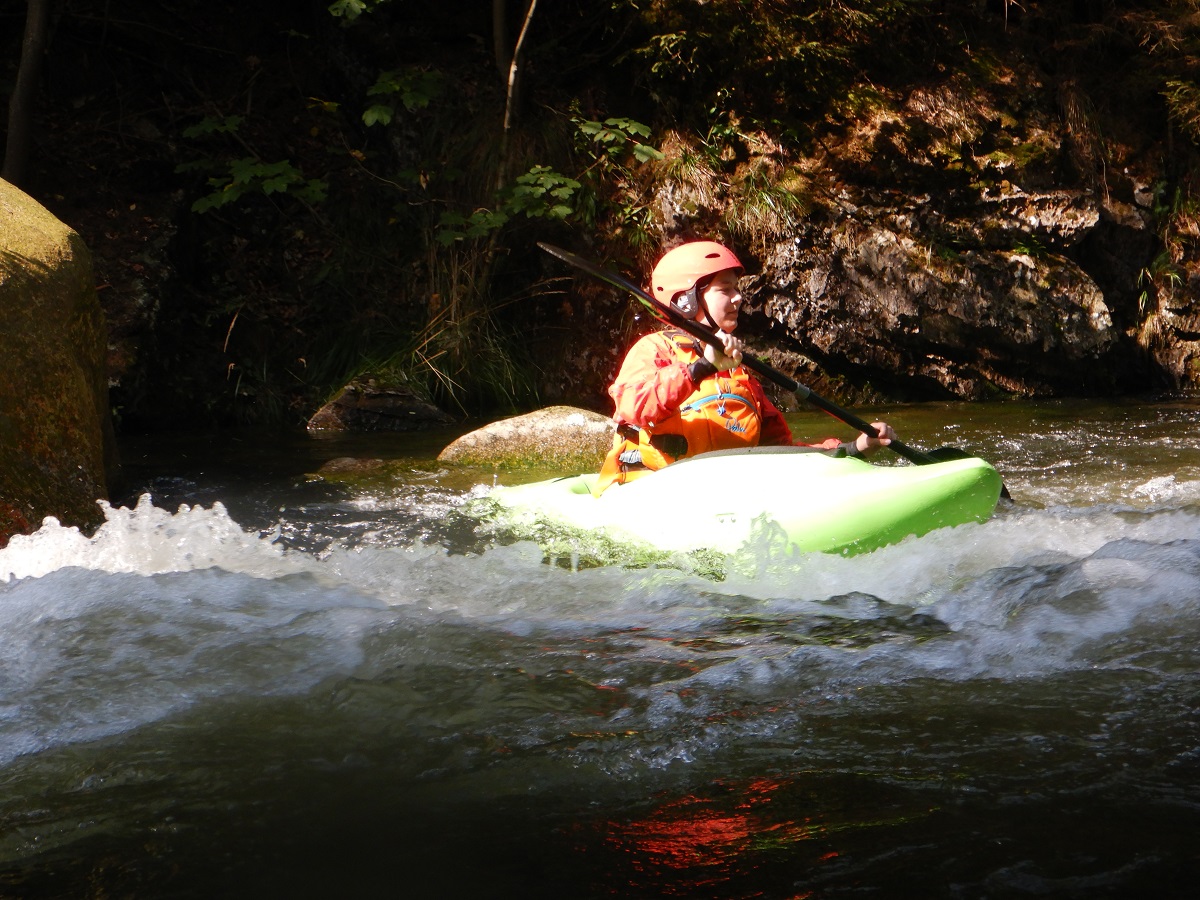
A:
[1013,464,1200,509]
[0,565,389,764]
[7,489,1200,624]
[4,486,1200,766]
[0,494,305,583]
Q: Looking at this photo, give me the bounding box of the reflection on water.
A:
[594,778,835,894]
[2,401,1200,897]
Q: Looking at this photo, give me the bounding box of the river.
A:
[2,399,1199,898]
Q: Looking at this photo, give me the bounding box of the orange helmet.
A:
[651,241,744,317]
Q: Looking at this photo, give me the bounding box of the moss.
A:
[982,149,1016,169]
[1,182,112,542]
[1009,140,1055,171]
[438,449,607,471]
[832,85,893,122]
[967,47,1006,84]
[977,379,1017,400]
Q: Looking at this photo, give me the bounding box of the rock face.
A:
[1,179,115,547]
[437,405,613,469]
[641,35,1191,404]
[752,208,1120,400]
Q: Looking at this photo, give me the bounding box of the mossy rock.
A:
[1,178,115,546]
[437,405,613,470]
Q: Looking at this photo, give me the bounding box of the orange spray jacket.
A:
[594,329,847,494]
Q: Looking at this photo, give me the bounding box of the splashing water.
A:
[3,403,1200,897]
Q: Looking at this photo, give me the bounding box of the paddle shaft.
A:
[538,242,939,467]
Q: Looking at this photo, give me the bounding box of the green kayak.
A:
[488,447,1003,557]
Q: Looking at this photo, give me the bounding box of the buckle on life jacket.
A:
[614,424,687,466]
[616,423,645,467]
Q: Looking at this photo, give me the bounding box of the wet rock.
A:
[1,178,116,546]
[0,502,31,547]
[307,380,455,432]
[966,187,1101,250]
[752,217,1121,399]
[437,405,613,469]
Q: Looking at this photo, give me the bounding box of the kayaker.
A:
[594,239,899,494]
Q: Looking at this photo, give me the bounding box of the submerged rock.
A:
[0,178,115,547]
[437,405,613,470]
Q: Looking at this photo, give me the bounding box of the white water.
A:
[4,478,1200,767]
[4,406,1200,896]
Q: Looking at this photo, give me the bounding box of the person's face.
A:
[699,269,742,332]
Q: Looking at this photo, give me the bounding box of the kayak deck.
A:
[488,447,1002,557]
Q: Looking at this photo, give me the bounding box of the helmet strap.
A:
[695,276,720,331]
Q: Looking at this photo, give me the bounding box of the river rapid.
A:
[2,399,1200,898]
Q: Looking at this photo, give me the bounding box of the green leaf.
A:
[366,69,442,112]
[328,0,369,20]
[183,115,243,138]
[228,157,263,184]
[617,118,652,138]
[188,158,323,214]
[260,175,293,194]
[632,143,665,163]
[298,179,328,204]
[362,104,394,127]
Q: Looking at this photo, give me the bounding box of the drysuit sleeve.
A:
[753,378,855,453]
[609,332,704,428]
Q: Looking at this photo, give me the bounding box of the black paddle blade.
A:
[925,447,977,462]
[538,242,659,310]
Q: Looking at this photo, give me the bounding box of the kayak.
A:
[487,447,1003,557]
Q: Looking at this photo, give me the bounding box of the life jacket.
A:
[593,331,762,496]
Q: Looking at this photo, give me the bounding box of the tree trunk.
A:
[503,0,538,134]
[495,0,537,191]
[4,0,53,188]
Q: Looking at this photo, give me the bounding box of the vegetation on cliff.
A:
[5,0,1200,429]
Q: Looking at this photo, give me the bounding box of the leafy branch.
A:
[434,116,663,244]
[362,69,444,127]
[176,116,328,213]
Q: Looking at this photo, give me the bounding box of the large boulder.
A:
[1,179,115,547]
[437,405,613,470]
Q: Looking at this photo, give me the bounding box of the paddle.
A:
[538,241,1008,490]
